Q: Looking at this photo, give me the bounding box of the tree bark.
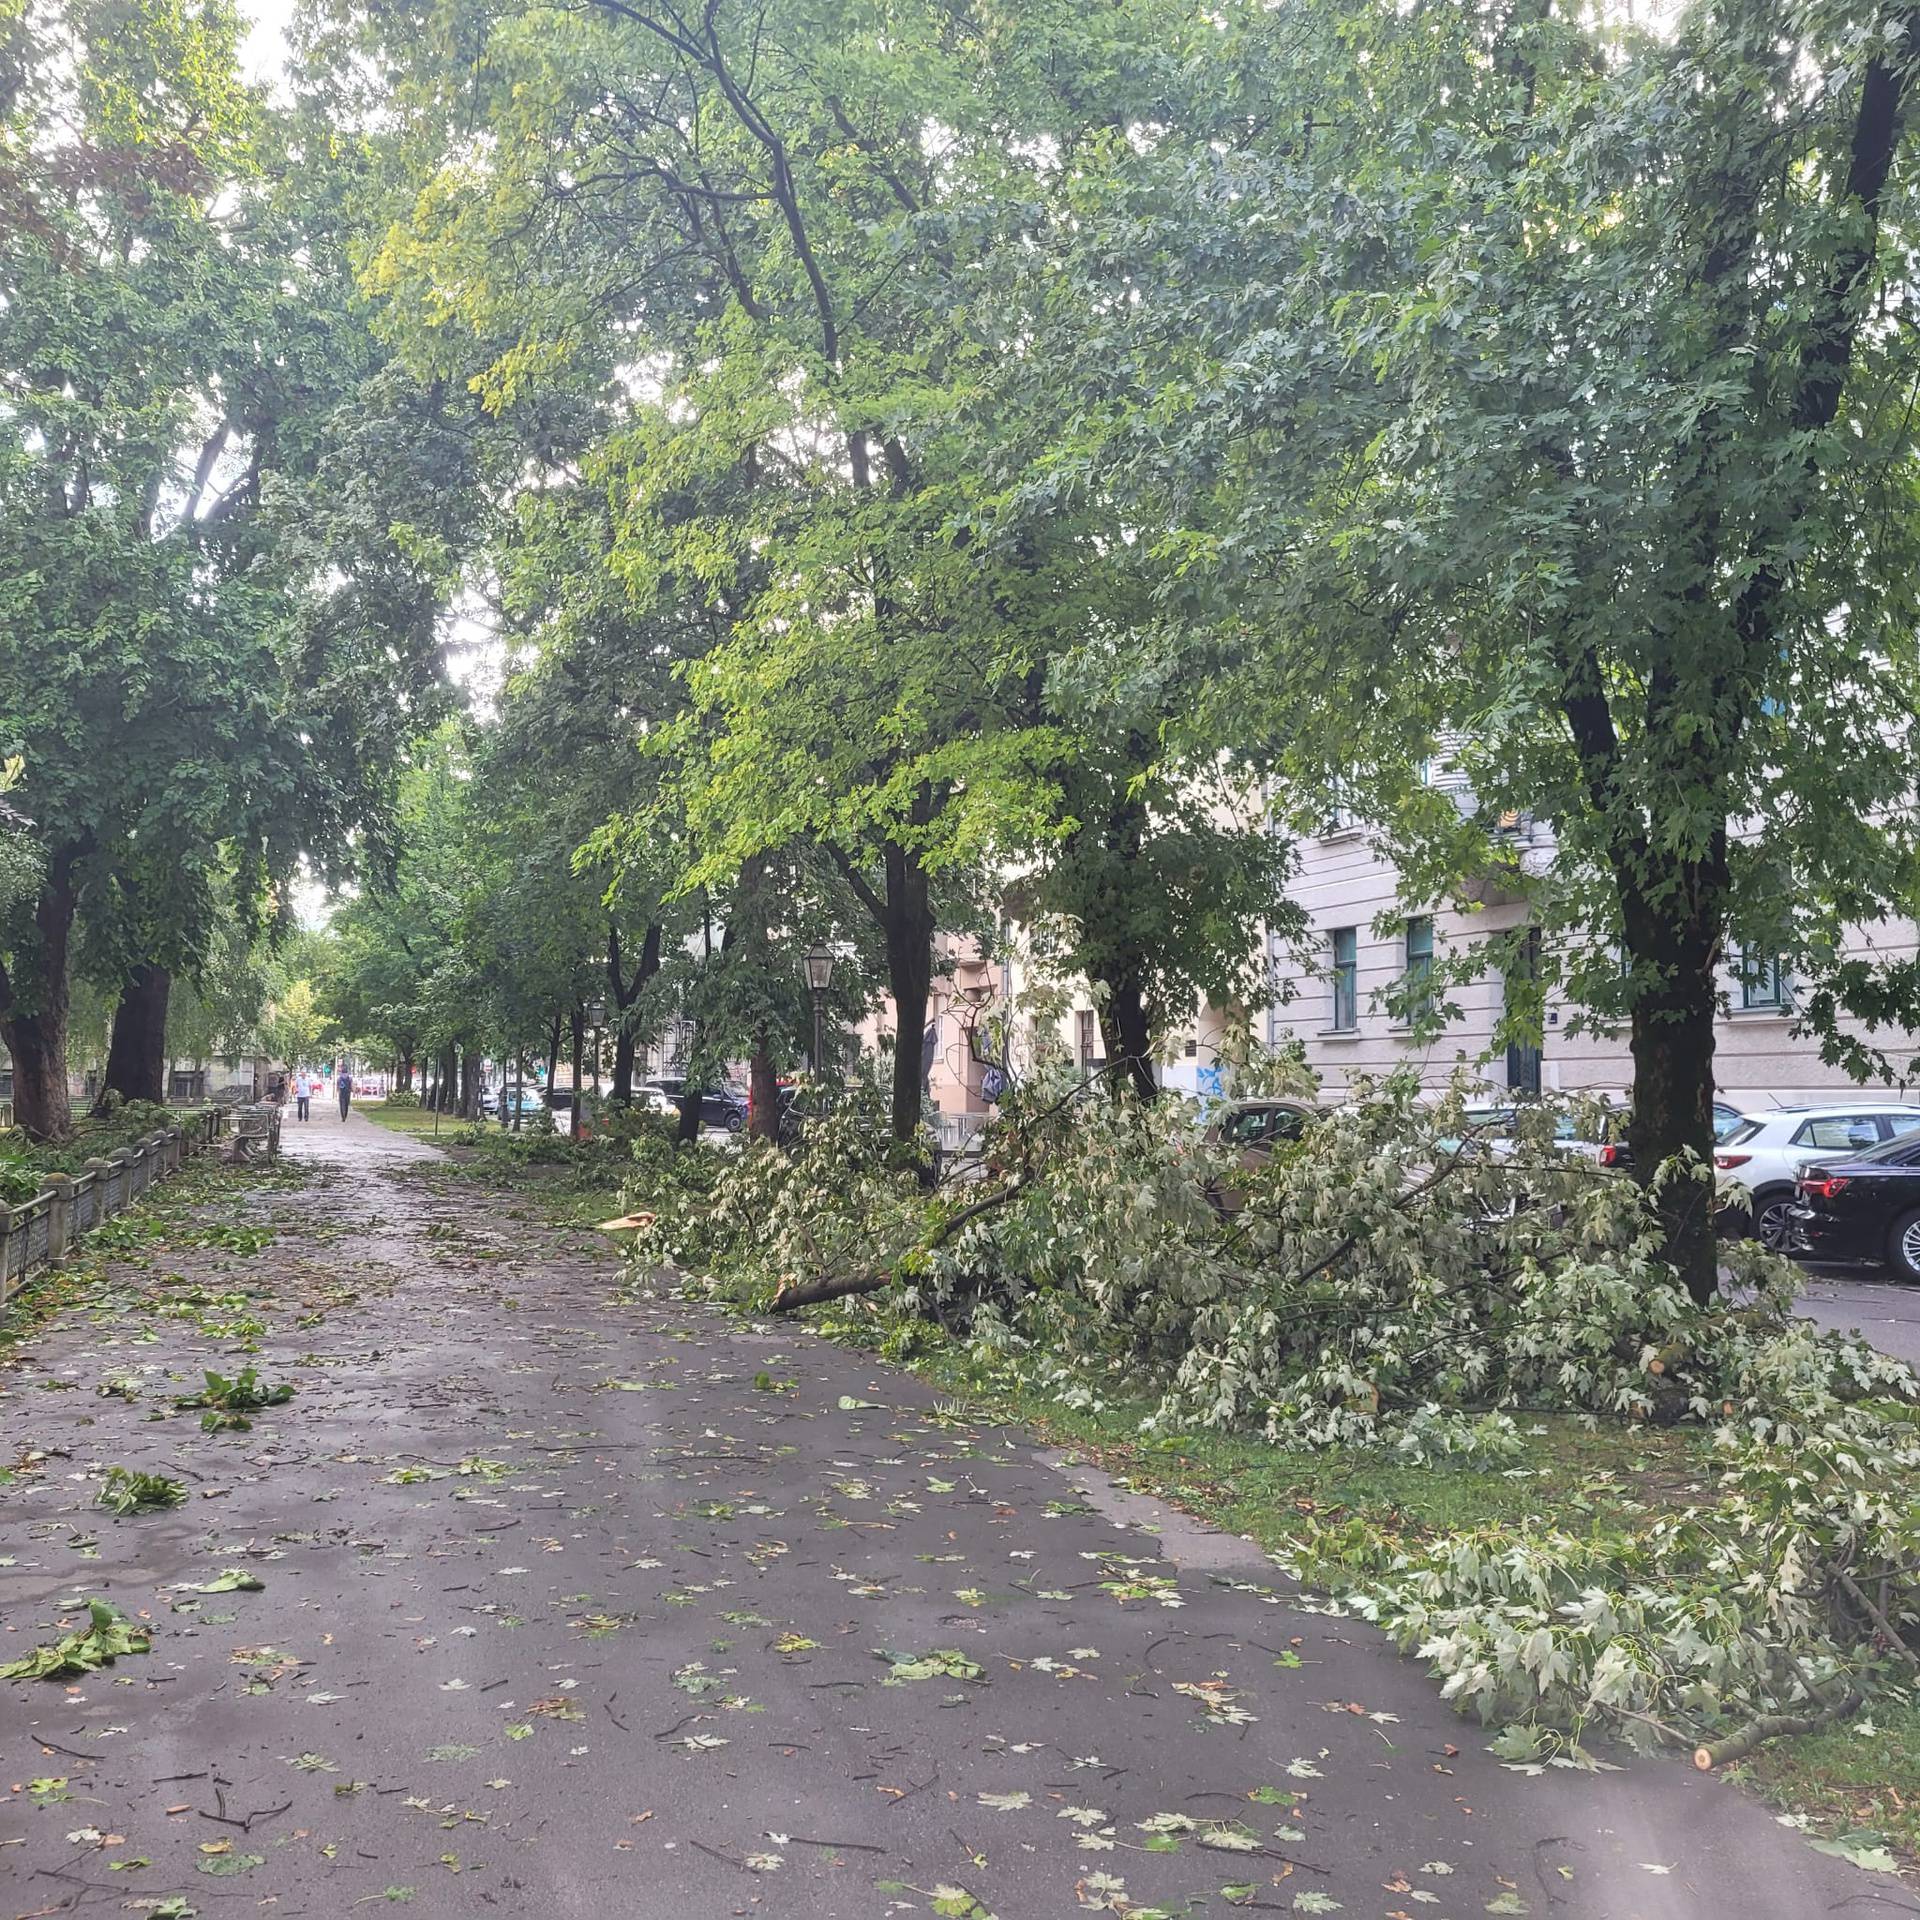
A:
[608,920,662,1105]
[1622,853,1726,1307]
[0,849,79,1142]
[882,839,936,1160]
[545,1012,562,1096]
[1095,960,1157,1103]
[100,964,171,1107]
[438,1042,458,1113]
[1086,777,1158,1101]
[748,1026,779,1142]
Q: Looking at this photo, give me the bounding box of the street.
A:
[1792,1265,1920,1369]
[0,1116,1904,1918]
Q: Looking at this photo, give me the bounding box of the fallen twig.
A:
[1836,1568,1920,1670]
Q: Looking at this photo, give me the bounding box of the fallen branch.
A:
[768,1177,1027,1313]
[1835,1568,1920,1670]
[1692,1691,1862,1771]
[766,1267,895,1313]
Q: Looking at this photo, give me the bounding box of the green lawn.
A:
[359,1102,460,1137]
[896,1350,1713,1556]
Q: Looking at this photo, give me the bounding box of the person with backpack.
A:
[336,1063,353,1122]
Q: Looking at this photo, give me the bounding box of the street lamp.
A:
[585,998,607,1107]
[803,949,834,1081]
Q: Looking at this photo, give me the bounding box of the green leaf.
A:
[187,1569,264,1594]
[196,1851,265,1877]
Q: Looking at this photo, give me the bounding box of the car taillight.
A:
[1800,1175,1851,1200]
[1599,1144,1626,1167]
[1715,1153,1752,1169]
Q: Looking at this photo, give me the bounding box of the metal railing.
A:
[0,1106,236,1307]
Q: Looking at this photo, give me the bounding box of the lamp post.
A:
[585,998,607,1126]
[803,949,834,1084]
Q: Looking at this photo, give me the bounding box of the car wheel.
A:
[725,1112,744,1133]
[1888,1210,1920,1283]
[1752,1186,1798,1252]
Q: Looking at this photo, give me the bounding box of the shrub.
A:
[384,1088,422,1109]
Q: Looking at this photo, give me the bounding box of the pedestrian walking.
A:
[337,1064,353,1122]
[295,1070,311,1123]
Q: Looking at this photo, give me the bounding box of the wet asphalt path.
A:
[0,1112,1904,1919]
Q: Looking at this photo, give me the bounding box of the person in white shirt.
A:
[294,1070,312,1122]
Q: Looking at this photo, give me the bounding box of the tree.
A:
[0,0,466,1137]
[989,0,1920,1299]
[355,0,1202,1153]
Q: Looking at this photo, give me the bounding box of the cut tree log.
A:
[1692,1691,1862,1771]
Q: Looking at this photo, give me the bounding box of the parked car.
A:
[1787,1130,1920,1278]
[1715,1104,1920,1250]
[639,1083,748,1131]
[1594,1100,1749,1172]
[1201,1098,1319,1213]
[634,1076,688,1110]
[1440,1104,1612,1162]
[749,1080,805,1141]
[494,1088,546,1121]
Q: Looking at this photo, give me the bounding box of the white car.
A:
[1715,1104,1920,1250]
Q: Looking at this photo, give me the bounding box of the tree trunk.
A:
[438,1043,458,1113]
[1622,857,1724,1307]
[569,1008,584,1141]
[1095,959,1157,1102]
[1084,770,1157,1101]
[608,920,662,1106]
[545,1012,562,1096]
[399,1051,414,1095]
[0,850,79,1142]
[459,1046,478,1119]
[100,964,171,1108]
[676,1083,702,1143]
[748,1027,779,1142]
[882,839,936,1160]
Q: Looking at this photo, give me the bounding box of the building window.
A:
[1076,1008,1097,1072]
[1738,949,1790,1011]
[1330,927,1358,1032]
[1404,915,1435,1022]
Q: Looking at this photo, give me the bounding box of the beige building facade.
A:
[1268,817,1920,1109]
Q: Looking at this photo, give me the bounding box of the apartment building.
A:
[1268,813,1920,1109]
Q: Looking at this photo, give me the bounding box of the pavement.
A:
[1,1111,1912,1919]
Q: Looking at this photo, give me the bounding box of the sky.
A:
[238,0,294,86]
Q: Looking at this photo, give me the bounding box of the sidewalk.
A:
[0,1119,1898,1917]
